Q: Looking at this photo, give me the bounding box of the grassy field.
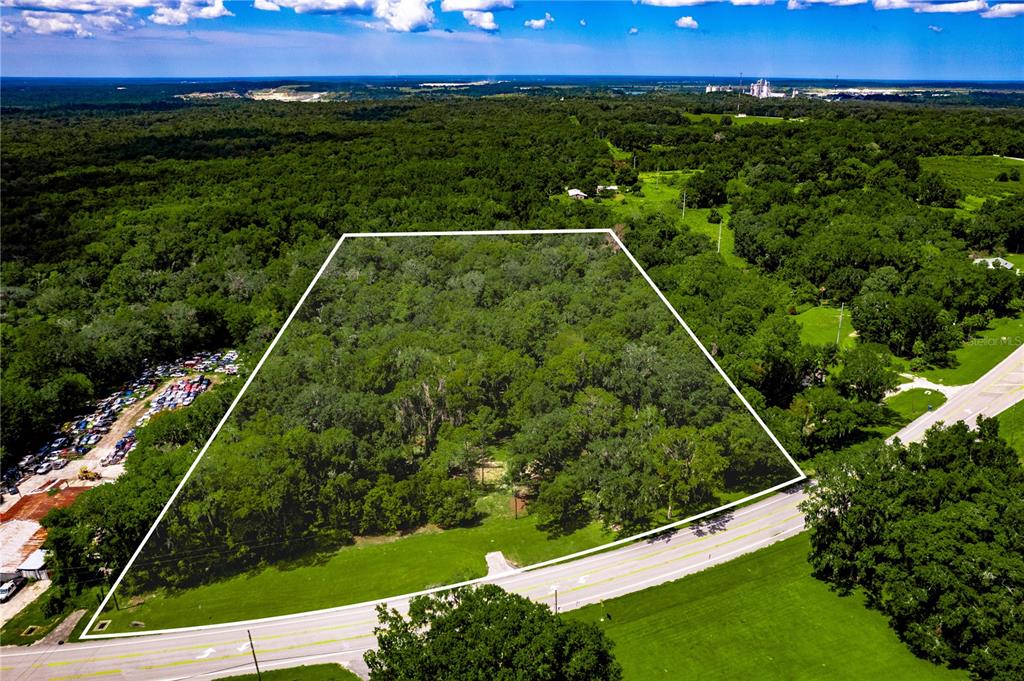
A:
[1002,253,1024,271]
[919,155,1024,207]
[683,112,789,126]
[566,534,965,681]
[918,315,1024,385]
[604,170,746,268]
[793,306,856,348]
[0,586,100,646]
[997,401,1024,462]
[98,492,612,633]
[215,664,360,680]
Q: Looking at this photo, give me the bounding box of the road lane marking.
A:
[527,513,803,600]
[34,619,376,667]
[140,635,364,670]
[48,670,123,680]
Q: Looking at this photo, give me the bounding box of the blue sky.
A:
[1,1,1022,79]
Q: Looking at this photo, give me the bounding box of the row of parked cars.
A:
[11,380,157,486]
[100,430,137,467]
[4,350,240,491]
[135,374,214,428]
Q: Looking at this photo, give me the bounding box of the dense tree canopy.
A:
[802,420,1024,681]
[365,584,622,681]
[119,235,794,592]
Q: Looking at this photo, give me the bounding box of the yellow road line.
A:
[48,670,123,680]
[39,619,375,667]
[608,501,800,568]
[527,513,802,598]
[139,634,365,670]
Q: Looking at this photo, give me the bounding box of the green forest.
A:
[1,92,1022,676]
[112,234,794,598]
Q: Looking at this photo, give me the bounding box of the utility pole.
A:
[681,191,686,221]
[717,220,723,254]
[554,589,559,614]
[836,302,845,346]
[248,630,263,681]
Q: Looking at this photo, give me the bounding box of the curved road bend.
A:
[0,488,807,680]
[892,343,1024,444]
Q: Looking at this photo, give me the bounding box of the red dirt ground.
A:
[1,485,92,522]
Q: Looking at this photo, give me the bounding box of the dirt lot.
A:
[0,377,176,515]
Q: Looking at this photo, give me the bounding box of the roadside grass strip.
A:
[919,315,1024,385]
[566,534,968,681]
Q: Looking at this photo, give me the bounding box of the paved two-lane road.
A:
[0,489,806,680]
[892,343,1024,444]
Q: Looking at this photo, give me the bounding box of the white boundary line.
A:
[81,228,806,640]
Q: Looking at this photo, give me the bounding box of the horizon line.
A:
[3,74,1023,84]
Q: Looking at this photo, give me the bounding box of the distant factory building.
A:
[748,79,787,99]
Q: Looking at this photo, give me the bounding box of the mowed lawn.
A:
[919,155,1024,206]
[683,112,789,126]
[215,664,360,680]
[606,171,745,268]
[919,315,1024,385]
[868,388,949,439]
[793,306,856,348]
[566,534,966,681]
[98,493,613,633]
[997,401,1024,462]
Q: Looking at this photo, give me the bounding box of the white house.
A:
[973,256,1017,272]
[567,188,588,200]
[596,185,619,194]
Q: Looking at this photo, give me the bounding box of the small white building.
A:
[596,185,619,194]
[18,549,48,581]
[973,257,1016,272]
[567,188,588,200]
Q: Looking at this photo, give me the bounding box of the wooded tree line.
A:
[803,420,1024,681]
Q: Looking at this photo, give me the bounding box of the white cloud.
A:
[440,0,512,10]
[375,0,433,30]
[2,19,17,33]
[463,8,497,29]
[674,14,698,26]
[254,0,281,10]
[628,25,639,33]
[148,1,231,26]
[523,11,552,29]
[927,21,943,27]
[914,0,987,12]
[21,9,93,36]
[982,2,1024,16]
[149,5,189,24]
[579,18,586,26]
[253,0,434,31]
